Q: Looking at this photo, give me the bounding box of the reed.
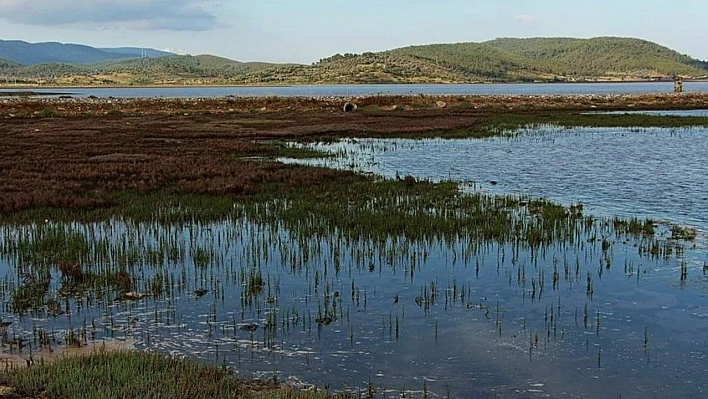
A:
[0,350,352,399]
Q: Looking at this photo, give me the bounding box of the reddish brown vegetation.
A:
[0,110,355,214]
[402,175,417,187]
[1,94,707,215]
[58,262,84,282]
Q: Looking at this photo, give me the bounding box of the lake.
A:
[2,82,708,98]
[1,124,707,398]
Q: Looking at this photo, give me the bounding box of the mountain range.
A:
[0,39,173,65]
[1,37,707,86]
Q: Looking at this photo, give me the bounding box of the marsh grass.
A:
[0,350,349,399]
[363,113,708,139]
[0,174,675,320]
[419,113,708,140]
[476,113,708,135]
[265,142,336,159]
[0,174,691,397]
[670,225,697,240]
[3,96,708,217]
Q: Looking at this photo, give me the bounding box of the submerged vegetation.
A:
[0,173,688,396]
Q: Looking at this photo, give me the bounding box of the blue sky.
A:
[0,0,705,63]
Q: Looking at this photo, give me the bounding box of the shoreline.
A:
[1,92,708,118]
[1,80,708,93]
[1,79,707,90]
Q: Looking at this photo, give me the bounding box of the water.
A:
[594,109,708,117]
[1,125,708,398]
[2,81,708,98]
[285,126,708,233]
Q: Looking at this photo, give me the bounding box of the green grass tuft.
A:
[0,351,348,399]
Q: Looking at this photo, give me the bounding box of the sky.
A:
[0,0,706,64]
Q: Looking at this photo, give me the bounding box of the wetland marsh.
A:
[0,95,707,398]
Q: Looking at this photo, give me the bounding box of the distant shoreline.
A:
[0,84,294,91]
[1,80,704,91]
[1,80,706,99]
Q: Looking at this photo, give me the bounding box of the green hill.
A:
[1,37,706,85]
[94,54,279,74]
[0,54,293,85]
[85,55,295,85]
[483,37,708,78]
[10,62,86,76]
[245,37,708,84]
[0,58,21,69]
[236,52,469,84]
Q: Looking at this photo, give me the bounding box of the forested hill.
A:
[483,37,708,77]
[242,37,708,84]
[86,55,290,85]
[1,37,707,85]
[0,58,20,69]
[0,54,293,86]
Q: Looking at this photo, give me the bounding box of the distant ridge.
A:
[100,47,174,59]
[0,39,173,65]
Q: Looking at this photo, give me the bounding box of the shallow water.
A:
[2,81,708,98]
[1,126,707,398]
[595,109,708,117]
[1,216,701,398]
[286,126,708,232]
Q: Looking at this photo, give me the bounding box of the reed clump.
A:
[670,225,697,240]
[0,350,350,399]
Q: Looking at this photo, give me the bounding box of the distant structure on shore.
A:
[674,76,683,93]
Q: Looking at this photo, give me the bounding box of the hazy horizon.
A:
[0,0,705,63]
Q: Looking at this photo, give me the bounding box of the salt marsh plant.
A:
[0,350,352,399]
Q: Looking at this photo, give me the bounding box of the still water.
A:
[2,82,708,98]
[1,125,707,398]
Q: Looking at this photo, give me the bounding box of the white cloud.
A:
[514,14,537,22]
[0,0,218,31]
